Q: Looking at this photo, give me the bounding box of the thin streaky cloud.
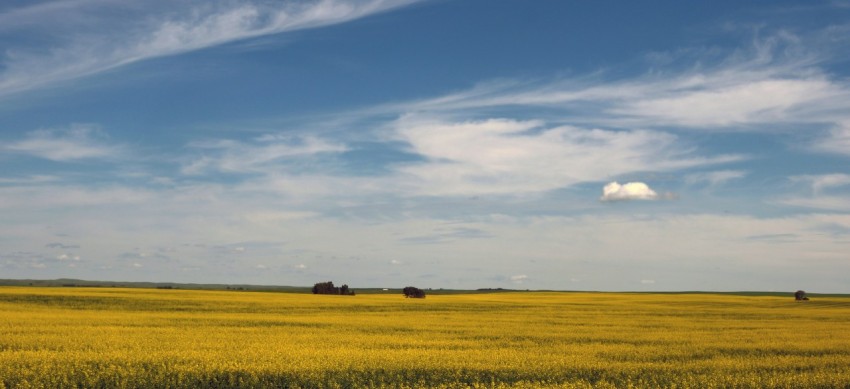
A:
[790,173,850,195]
[779,196,850,212]
[364,32,850,135]
[0,0,422,96]
[684,170,747,186]
[811,122,850,157]
[182,135,348,175]
[0,175,59,185]
[3,125,123,162]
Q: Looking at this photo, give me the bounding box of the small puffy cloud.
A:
[293,263,307,270]
[390,259,402,265]
[641,279,656,284]
[600,181,659,202]
[56,254,80,261]
[510,274,528,283]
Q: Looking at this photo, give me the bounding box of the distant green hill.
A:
[0,278,310,293]
[1,279,846,297]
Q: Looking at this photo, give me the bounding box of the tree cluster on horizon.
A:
[312,281,355,296]
[403,286,425,298]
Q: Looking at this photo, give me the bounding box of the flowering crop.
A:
[1,288,849,388]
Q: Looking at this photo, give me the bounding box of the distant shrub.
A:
[794,290,809,301]
[402,286,426,298]
[312,281,355,296]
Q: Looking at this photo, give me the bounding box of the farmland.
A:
[1,287,849,388]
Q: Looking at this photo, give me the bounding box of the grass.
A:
[1,287,849,388]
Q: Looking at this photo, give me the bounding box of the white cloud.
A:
[684,170,747,186]
[243,211,318,223]
[56,254,81,261]
[790,173,850,194]
[0,0,422,96]
[183,135,347,175]
[779,173,850,211]
[3,126,121,161]
[640,279,656,284]
[3,178,850,290]
[811,121,850,156]
[370,31,850,151]
[779,196,850,212]
[510,274,528,283]
[600,182,659,202]
[170,114,740,201]
[180,156,216,176]
[0,185,154,209]
[0,175,59,185]
[235,173,389,200]
[611,78,841,128]
[392,117,737,196]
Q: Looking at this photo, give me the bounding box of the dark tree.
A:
[340,284,355,296]
[794,290,809,301]
[312,281,355,295]
[402,286,426,298]
[312,281,336,294]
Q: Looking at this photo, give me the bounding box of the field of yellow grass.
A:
[1,287,849,388]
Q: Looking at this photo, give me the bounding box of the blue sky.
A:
[2,0,850,292]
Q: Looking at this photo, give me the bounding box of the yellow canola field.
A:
[1,287,849,388]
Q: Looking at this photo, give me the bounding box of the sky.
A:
[1,0,850,292]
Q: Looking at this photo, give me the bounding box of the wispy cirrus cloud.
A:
[0,175,59,185]
[0,0,421,96]
[376,30,850,135]
[779,196,850,212]
[170,115,741,199]
[323,29,850,201]
[181,134,348,175]
[684,170,747,187]
[778,173,850,211]
[812,121,850,157]
[2,125,123,161]
[791,173,850,194]
[0,185,154,209]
